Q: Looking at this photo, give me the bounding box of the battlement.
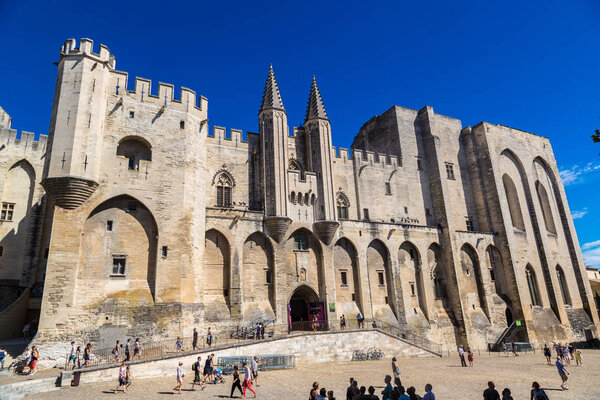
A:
[207,126,259,149]
[352,149,398,168]
[331,146,353,166]
[61,38,116,69]
[105,73,208,118]
[0,128,48,155]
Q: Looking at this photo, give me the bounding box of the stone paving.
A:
[29,351,600,399]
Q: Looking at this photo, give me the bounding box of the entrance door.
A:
[288,285,324,331]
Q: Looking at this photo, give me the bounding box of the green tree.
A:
[593,129,600,143]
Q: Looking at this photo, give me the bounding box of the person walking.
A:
[501,341,507,357]
[555,356,570,390]
[82,343,91,368]
[230,365,243,398]
[173,361,185,394]
[125,365,133,392]
[251,356,260,387]
[574,348,583,366]
[242,361,257,398]
[391,357,401,385]
[193,328,199,350]
[458,345,467,367]
[255,323,261,340]
[28,346,39,375]
[125,338,132,361]
[511,341,518,357]
[176,337,183,352]
[191,356,205,391]
[114,361,127,394]
[68,341,76,369]
[133,338,141,359]
[260,322,265,339]
[113,340,120,362]
[204,354,214,383]
[467,349,474,366]
[340,314,346,330]
[207,328,214,347]
[74,346,81,369]
[530,382,549,399]
[543,344,551,365]
[483,382,500,400]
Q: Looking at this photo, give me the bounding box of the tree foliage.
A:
[593,129,600,143]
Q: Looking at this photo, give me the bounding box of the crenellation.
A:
[0,38,596,360]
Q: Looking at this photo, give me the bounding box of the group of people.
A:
[337,375,436,400]
[112,339,142,363]
[544,342,582,367]
[18,345,40,375]
[67,342,93,369]
[168,353,259,397]
[457,345,475,367]
[500,341,520,357]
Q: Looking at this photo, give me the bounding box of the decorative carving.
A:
[211,165,236,187]
[313,220,340,245]
[41,176,99,210]
[264,216,292,243]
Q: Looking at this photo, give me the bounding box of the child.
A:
[501,388,513,400]
[173,361,185,394]
[134,338,141,359]
[29,346,39,375]
[176,337,183,352]
[114,361,127,394]
[574,348,583,366]
[467,349,474,366]
[125,365,133,392]
[23,346,31,374]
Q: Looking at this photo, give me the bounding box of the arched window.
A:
[525,265,540,306]
[502,174,525,230]
[289,159,301,171]
[336,193,349,220]
[536,181,556,234]
[117,137,152,171]
[556,265,570,305]
[290,191,296,204]
[298,192,304,206]
[216,173,233,207]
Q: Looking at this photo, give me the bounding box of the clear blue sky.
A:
[1,1,599,266]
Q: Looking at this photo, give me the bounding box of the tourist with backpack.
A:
[112,340,120,362]
[191,356,205,391]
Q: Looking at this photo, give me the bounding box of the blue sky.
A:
[1,1,599,266]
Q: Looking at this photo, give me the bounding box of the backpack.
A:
[192,362,196,371]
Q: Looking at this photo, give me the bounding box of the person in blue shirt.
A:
[381,375,393,400]
[423,383,435,400]
[555,356,570,390]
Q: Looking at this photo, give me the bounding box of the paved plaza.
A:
[28,350,600,399]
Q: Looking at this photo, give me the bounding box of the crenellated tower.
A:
[259,66,292,242]
[304,77,338,244]
[41,38,114,208]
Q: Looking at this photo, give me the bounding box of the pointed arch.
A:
[336,192,350,220]
[525,264,540,306]
[502,174,525,231]
[334,237,361,314]
[117,136,152,170]
[399,241,427,318]
[367,239,396,319]
[79,195,158,301]
[243,232,275,318]
[214,171,234,207]
[535,180,556,234]
[460,243,488,316]
[286,228,324,300]
[555,265,570,306]
[288,158,302,171]
[205,229,231,314]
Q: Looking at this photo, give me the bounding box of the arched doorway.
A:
[288,285,323,331]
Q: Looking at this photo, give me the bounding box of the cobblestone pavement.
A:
[29,351,600,399]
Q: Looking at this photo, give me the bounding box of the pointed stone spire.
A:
[260,65,285,113]
[305,75,328,121]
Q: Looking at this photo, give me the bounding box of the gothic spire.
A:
[305,75,328,121]
[259,64,285,113]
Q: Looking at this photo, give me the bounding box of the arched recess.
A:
[117,136,152,171]
[367,239,396,322]
[78,195,158,302]
[535,181,556,234]
[555,265,571,306]
[288,284,321,330]
[336,192,349,220]
[534,156,590,317]
[242,232,275,319]
[398,241,427,319]
[333,237,361,315]
[486,245,508,298]
[285,228,324,299]
[460,244,488,317]
[525,264,541,306]
[0,160,36,281]
[427,243,447,304]
[502,174,525,231]
[205,229,231,317]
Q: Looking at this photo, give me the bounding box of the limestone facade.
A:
[0,38,598,350]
